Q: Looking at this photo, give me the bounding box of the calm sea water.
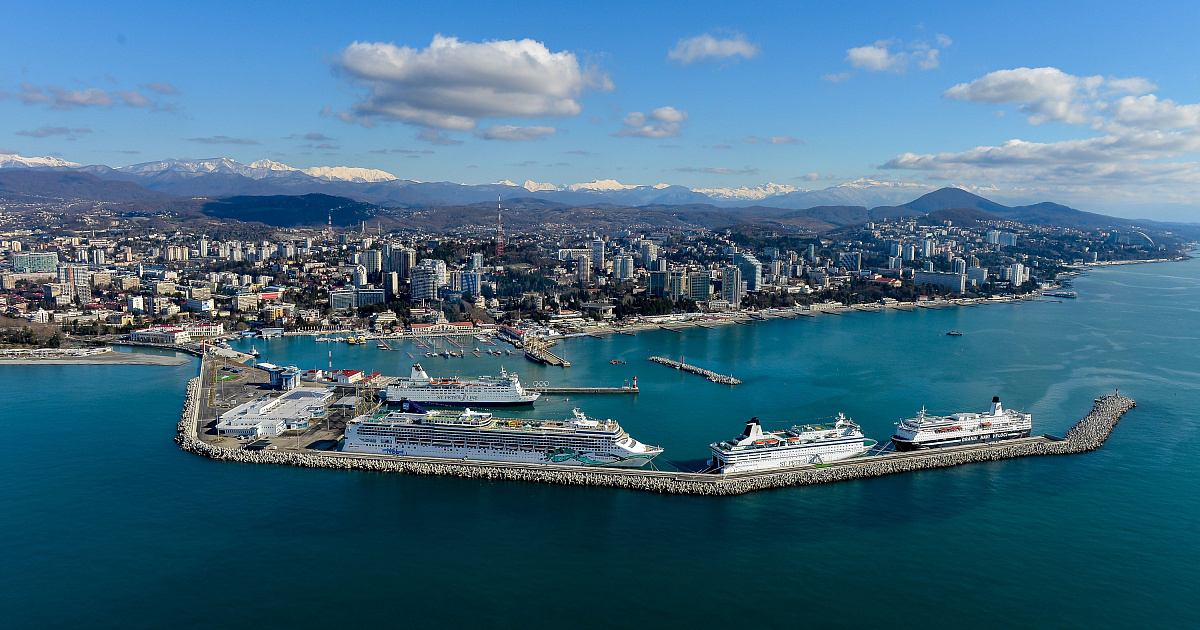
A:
[3,257,1199,629]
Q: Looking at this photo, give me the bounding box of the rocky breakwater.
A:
[174,370,1136,496]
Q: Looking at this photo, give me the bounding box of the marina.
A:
[174,353,1137,495]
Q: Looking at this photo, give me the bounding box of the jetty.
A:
[175,357,1136,496]
[524,341,570,367]
[647,356,741,385]
[526,385,638,395]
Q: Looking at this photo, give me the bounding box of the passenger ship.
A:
[708,414,875,474]
[343,399,662,468]
[890,396,1032,451]
[383,363,539,407]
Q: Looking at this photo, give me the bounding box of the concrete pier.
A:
[176,357,1136,496]
[527,386,638,394]
[647,356,741,385]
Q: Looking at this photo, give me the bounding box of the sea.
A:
[3,256,1199,629]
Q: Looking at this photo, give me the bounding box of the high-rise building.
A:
[648,270,667,298]
[639,240,658,265]
[471,252,484,270]
[733,253,763,292]
[903,244,916,261]
[688,271,711,300]
[590,239,605,271]
[461,272,483,296]
[14,252,59,273]
[913,270,967,293]
[353,265,369,288]
[419,259,448,286]
[383,272,400,299]
[722,266,744,305]
[922,238,936,258]
[198,239,209,258]
[410,266,440,301]
[837,252,861,271]
[361,250,382,273]
[614,255,635,281]
[952,257,967,274]
[667,268,688,301]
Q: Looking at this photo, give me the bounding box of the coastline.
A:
[0,352,191,366]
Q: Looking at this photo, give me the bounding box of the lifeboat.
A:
[981,422,992,428]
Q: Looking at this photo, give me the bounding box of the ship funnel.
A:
[990,396,1002,415]
[742,417,763,439]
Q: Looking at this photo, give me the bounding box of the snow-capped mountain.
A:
[693,182,803,200]
[0,153,83,169]
[0,152,938,210]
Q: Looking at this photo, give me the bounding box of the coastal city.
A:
[0,196,1183,350]
[5,3,1198,627]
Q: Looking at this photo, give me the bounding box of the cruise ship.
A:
[382,363,539,407]
[343,400,662,467]
[890,396,1032,451]
[708,414,875,474]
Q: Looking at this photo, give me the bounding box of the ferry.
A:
[383,363,540,407]
[709,414,875,474]
[946,330,963,336]
[343,400,662,468]
[891,396,1032,451]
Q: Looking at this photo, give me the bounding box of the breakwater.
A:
[176,356,1135,495]
[648,356,741,385]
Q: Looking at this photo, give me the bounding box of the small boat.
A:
[610,360,626,365]
[249,346,260,357]
[946,330,963,336]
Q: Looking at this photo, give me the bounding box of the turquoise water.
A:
[3,259,1199,628]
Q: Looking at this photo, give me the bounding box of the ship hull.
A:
[891,429,1031,451]
[710,438,872,474]
[385,398,536,407]
[342,442,659,468]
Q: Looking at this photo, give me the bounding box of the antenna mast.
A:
[495,194,505,259]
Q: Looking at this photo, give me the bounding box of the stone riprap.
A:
[175,367,1135,495]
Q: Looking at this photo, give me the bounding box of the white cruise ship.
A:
[343,399,662,468]
[891,396,1032,451]
[383,363,539,407]
[708,414,875,474]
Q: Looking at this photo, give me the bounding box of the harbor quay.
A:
[175,355,1136,496]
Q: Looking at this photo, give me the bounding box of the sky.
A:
[3,0,1200,219]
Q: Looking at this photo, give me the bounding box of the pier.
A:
[523,340,571,367]
[647,356,741,385]
[175,358,1137,496]
[526,386,638,394]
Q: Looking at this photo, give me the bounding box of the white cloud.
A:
[744,135,803,145]
[333,35,609,130]
[675,166,759,175]
[139,81,179,95]
[616,107,688,138]
[5,82,169,110]
[844,36,950,73]
[417,129,462,146]
[188,135,258,145]
[884,66,1200,198]
[821,72,851,83]
[668,33,760,65]
[475,125,557,141]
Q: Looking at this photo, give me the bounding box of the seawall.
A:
[175,363,1136,495]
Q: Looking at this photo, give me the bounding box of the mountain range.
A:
[0,152,1185,236]
[0,153,939,209]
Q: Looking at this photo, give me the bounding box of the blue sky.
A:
[4,0,1200,218]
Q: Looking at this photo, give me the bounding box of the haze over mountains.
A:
[0,152,939,209]
[0,151,1186,236]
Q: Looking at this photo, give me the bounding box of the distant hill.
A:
[0,170,173,203]
[874,188,1128,230]
[201,194,381,227]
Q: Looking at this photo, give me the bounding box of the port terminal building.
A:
[215,388,333,438]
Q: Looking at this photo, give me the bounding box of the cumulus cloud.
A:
[475,125,557,141]
[744,135,803,145]
[800,172,822,181]
[16,126,72,137]
[139,81,179,95]
[417,129,462,146]
[821,72,851,83]
[844,36,950,73]
[668,33,760,65]
[616,106,688,138]
[5,82,171,110]
[675,166,759,175]
[884,66,1200,192]
[333,35,610,130]
[187,135,258,145]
